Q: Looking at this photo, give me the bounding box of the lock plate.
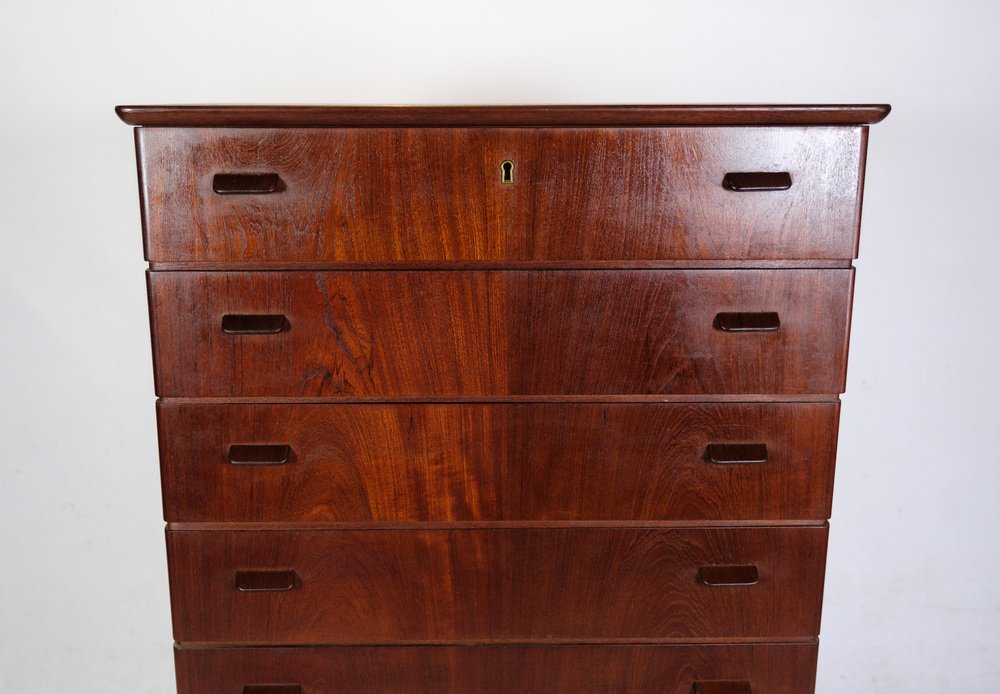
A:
[500,160,514,184]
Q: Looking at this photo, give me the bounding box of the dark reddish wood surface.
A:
[136,127,865,262]
[174,642,818,694]
[166,526,827,643]
[147,269,853,397]
[121,105,888,692]
[117,103,890,126]
[157,401,839,523]
[148,259,855,270]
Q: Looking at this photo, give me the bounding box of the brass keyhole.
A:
[500,160,514,184]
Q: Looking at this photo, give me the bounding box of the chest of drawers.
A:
[119,104,889,694]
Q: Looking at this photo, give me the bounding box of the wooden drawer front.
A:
[159,402,839,523]
[148,269,853,397]
[167,527,827,643]
[175,643,818,694]
[137,127,865,262]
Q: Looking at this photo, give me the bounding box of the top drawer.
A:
[136,127,866,263]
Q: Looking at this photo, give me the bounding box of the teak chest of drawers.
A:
[118,104,889,694]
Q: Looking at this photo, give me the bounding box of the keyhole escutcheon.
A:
[500,160,515,184]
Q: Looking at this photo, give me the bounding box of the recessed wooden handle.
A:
[221,314,287,334]
[714,312,780,332]
[228,444,292,466]
[213,173,283,194]
[243,686,302,694]
[698,565,759,587]
[722,171,791,191]
[235,570,298,592]
[705,443,768,465]
[693,681,752,694]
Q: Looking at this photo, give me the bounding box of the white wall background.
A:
[1,1,997,691]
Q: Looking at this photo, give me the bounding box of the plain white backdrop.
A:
[1,1,998,691]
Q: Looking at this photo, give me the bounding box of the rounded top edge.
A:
[115,104,892,127]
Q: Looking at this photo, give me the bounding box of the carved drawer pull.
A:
[228,444,292,466]
[693,681,752,694]
[221,314,288,335]
[713,312,780,332]
[697,565,760,587]
[235,570,298,592]
[722,171,791,191]
[213,173,283,194]
[705,443,768,465]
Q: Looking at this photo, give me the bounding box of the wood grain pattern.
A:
[157,401,840,522]
[147,269,854,397]
[119,106,887,693]
[166,526,827,643]
[116,103,891,126]
[174,642,819,694]
[136,127,865,262]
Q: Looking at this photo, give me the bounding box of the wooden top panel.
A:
[116,104,891,127]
